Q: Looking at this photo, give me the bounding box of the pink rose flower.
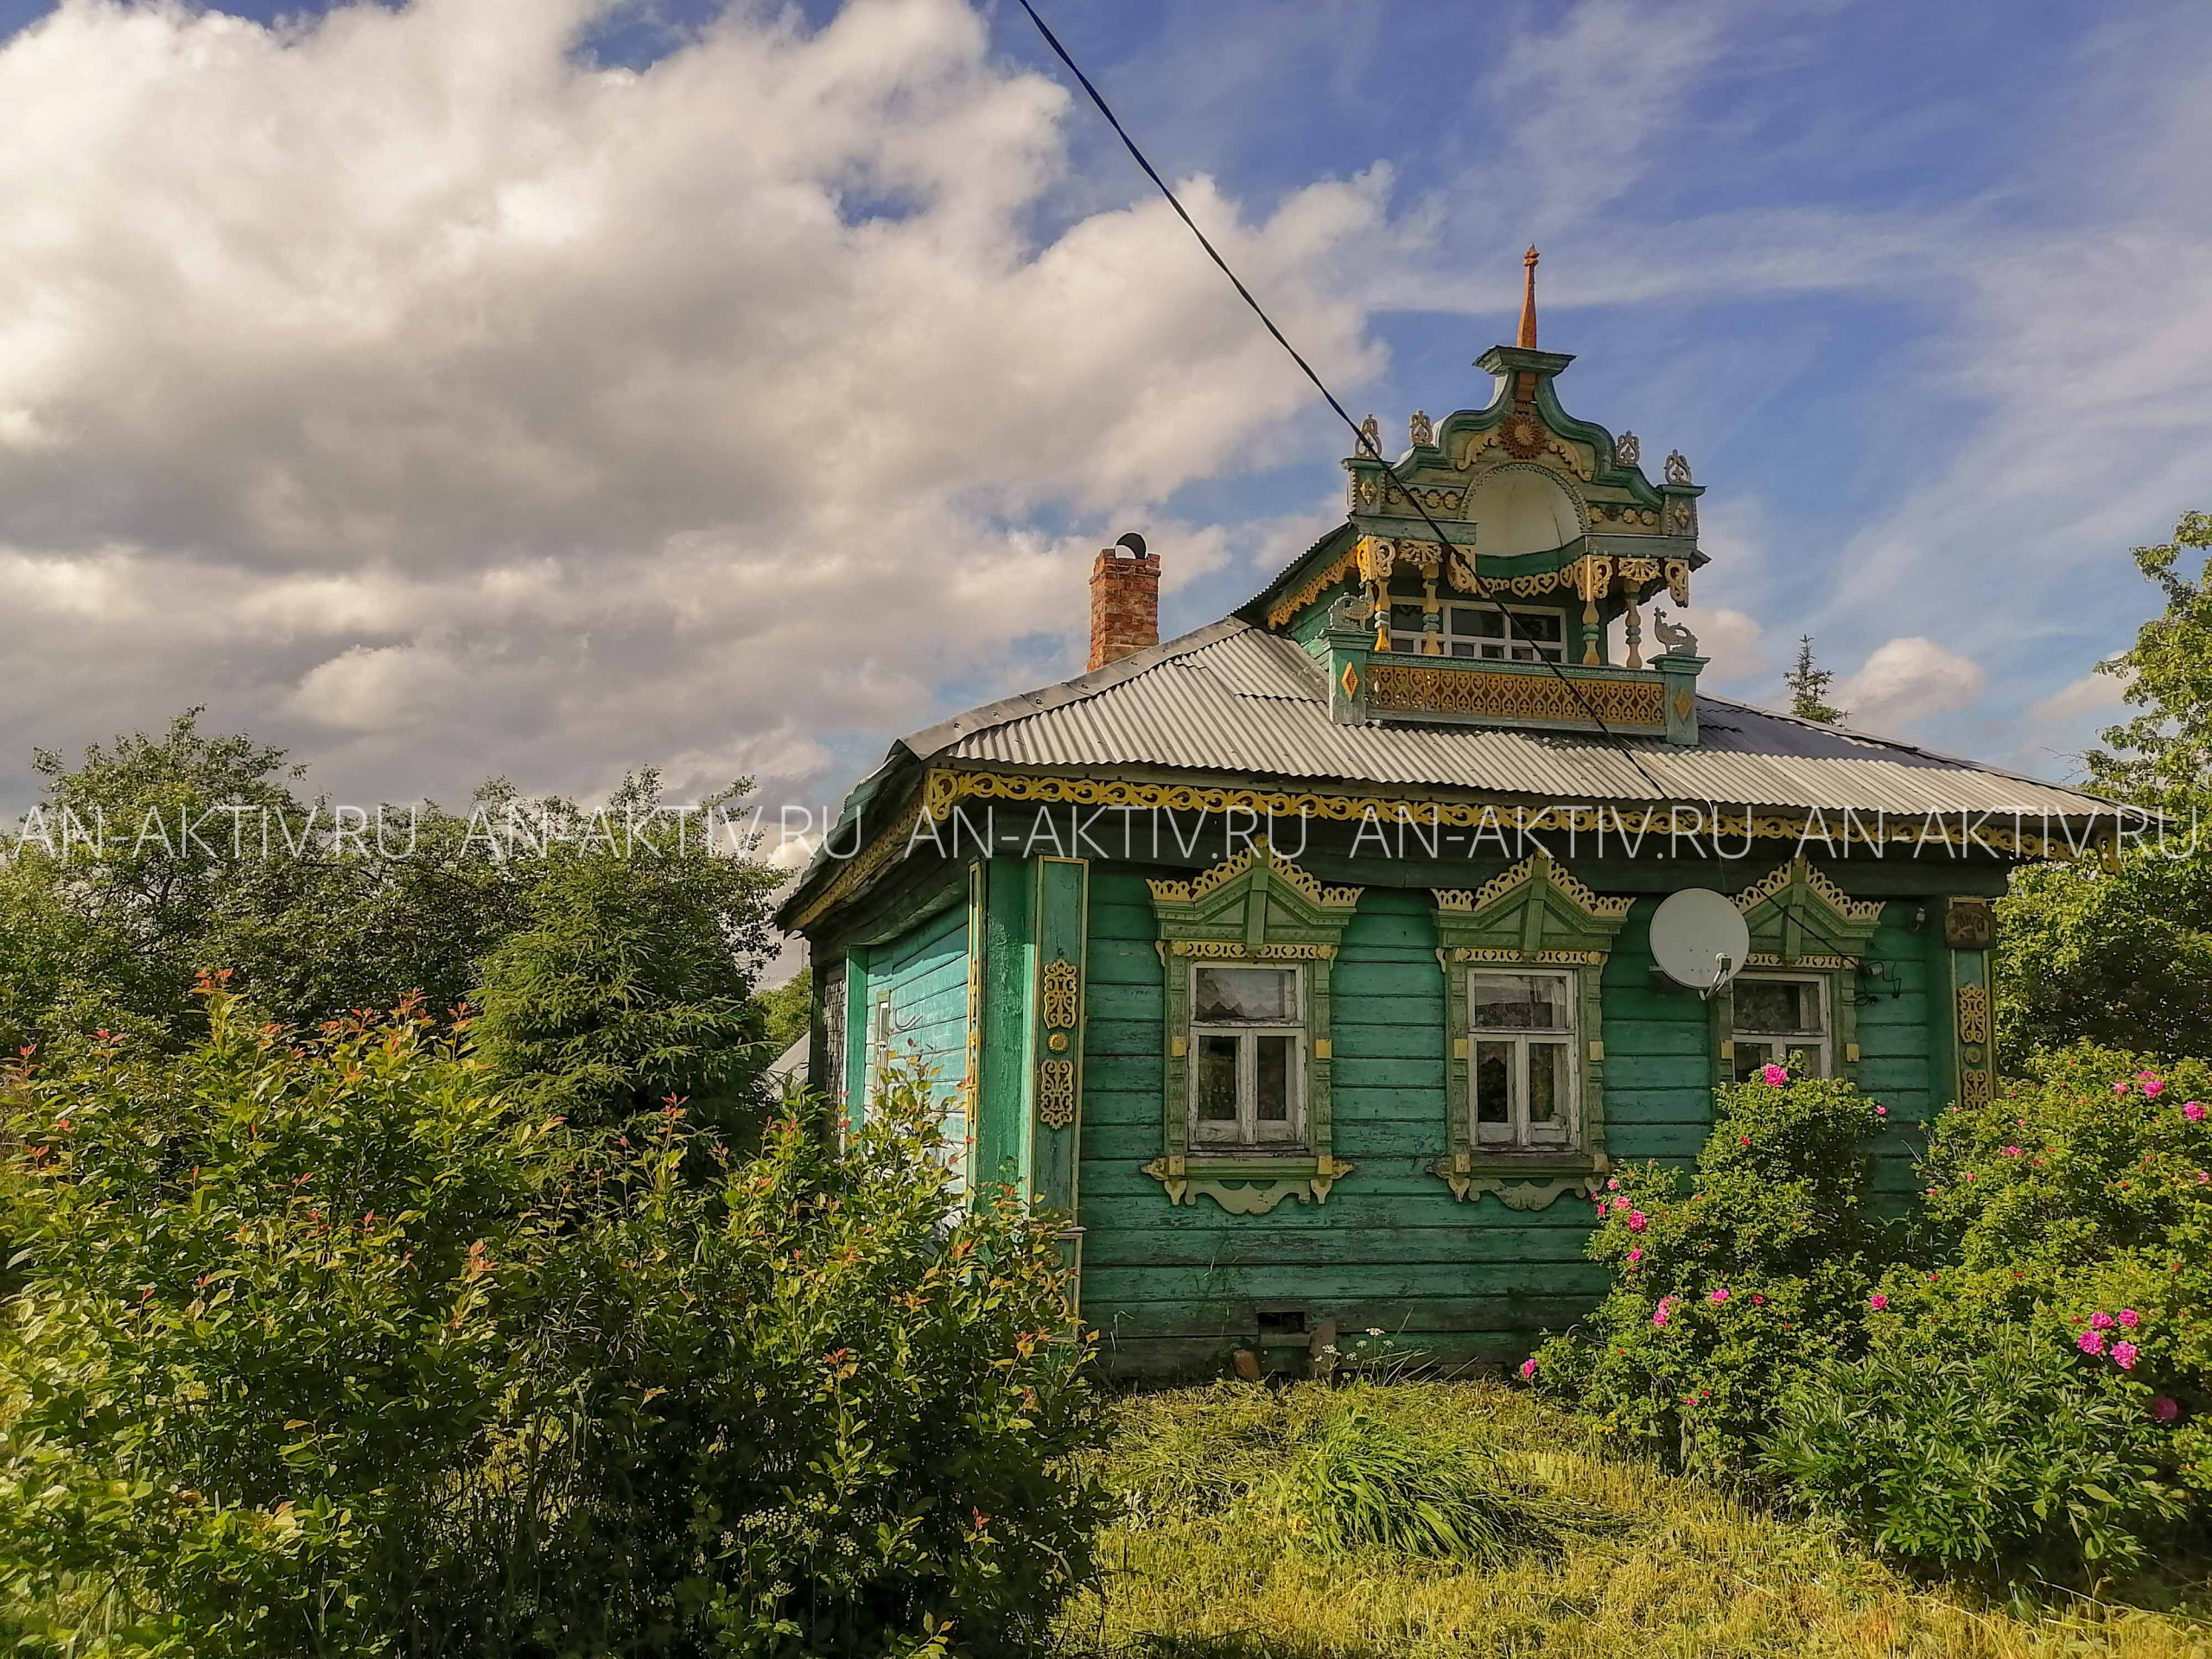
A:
[2113,1082,2132,1096]
[2078,1328,2107,1357]
[2091,1312,2114,1330]
[1761,1064,1788,1086]
[2184,1102,2208,1122]
[1519,1357,1537,1380]
[1605,1178,1620,1191]
[2141,1074,2167,1098]
[2002,1146,2024,1157]
[1653,1296,1675,1328]
[2119,1309,2140,1330]
[2113,1340,2139,1370]
[2152,1396,2182,1424]
[1874,1105,1887,1116]
[1594,1199,1609,1217]
[1626,1248,1644,1266]
[1710,1287,1730,1304]
[1868,1294,1889,1310]
[1625,1211,1647,1233]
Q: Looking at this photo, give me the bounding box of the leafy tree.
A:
[758,969,814,1059]
[0,717,786,1129]
[471,772,781,1135]
[1783,635,1847,725]
[1997,512,2212,1064]
[2085,511,2212,806]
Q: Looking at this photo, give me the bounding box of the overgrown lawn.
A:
[1056,1379,2212,1659]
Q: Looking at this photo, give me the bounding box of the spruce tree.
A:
[1784,635,1847,725]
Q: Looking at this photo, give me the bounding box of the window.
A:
[1469,970,1578,1148]
[1188,965,1305,1149]
[1388,602,1566,662]
[861,990,892,1109]
[1731,974,1828,1079]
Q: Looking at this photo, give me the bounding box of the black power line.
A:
[1014,0,1677,802]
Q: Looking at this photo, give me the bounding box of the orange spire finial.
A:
[1517,245,1540,349]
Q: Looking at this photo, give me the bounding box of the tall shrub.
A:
[0,991,1107,1657]
[1763,1044,2211,1581]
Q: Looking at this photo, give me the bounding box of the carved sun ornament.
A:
[1498,410,1546,459]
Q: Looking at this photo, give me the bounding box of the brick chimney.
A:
[1088,534,1159,671]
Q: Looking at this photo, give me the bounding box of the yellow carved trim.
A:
[1268,544,1363,628]
[1447,946,1609,965]
[1732,857,1885,925]
[1267,543,1690,630]
[1434,852,1634,922]
[1957,983,1992,1047]
[1146,842,1362,911]
[1167,940,1338,960]
[1037,1058,1077,1129]
[1041,957,1079,1029]
[1745,951,1853,971]
[918,771,2096,859]
[1367,663,1665,726]
[1961,1067,1993,1106]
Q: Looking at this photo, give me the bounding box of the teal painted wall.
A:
[855,899,972,1189]
[1077,868,1942,1377]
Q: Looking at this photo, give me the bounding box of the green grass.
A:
[1056,1380,2212,1659]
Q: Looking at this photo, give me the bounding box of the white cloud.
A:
[0,0,1403,809]
[2027,666,2130,726]
[1837,637,1986,731]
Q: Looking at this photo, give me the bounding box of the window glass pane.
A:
[1516,611,1563,642]
[1474,1040,1513,1128]
[1197,1036,1238,1122]
[1390,603,1425,633]
[1254,1036,1293,1123]
[1472,974,1570,1031]
[1732,1041,1776,1082]
[1529,1041,1568,1126]
[1389,634,1421,653]
[1193,967,1294,1023]
[1736,980,1818,1034]
[1459,607,1505,637]
[1448,639,1476,658]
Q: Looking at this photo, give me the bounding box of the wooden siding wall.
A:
[859,900,972,1189]
[1079,868,1938,1377]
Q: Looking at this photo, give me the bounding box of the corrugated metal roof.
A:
[918,621,2107,818]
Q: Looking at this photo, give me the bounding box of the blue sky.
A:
[0,0,2206,836]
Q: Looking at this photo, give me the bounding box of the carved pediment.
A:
[1433,851,1632,960]
[1732,858,1883,964]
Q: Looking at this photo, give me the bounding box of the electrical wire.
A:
[1014,0,1679,802]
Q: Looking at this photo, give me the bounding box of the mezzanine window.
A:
[1388,603,1566,662]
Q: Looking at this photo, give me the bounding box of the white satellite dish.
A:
[1649,888,1750,999]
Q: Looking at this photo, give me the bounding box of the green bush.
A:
[1529,1073,1889,1478]
[1765,1319,2185,1582]
[0,990,1107,1657]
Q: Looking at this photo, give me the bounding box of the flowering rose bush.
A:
[1529,1076,1887,1477]
[1764,1042,2212,1581]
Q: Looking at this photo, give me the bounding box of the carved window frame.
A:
[1431,852,1631,1210]
[1142,843,1361,1215]
[1710,859,1885,1085]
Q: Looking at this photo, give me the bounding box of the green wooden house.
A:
[779,274,2111,1378]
